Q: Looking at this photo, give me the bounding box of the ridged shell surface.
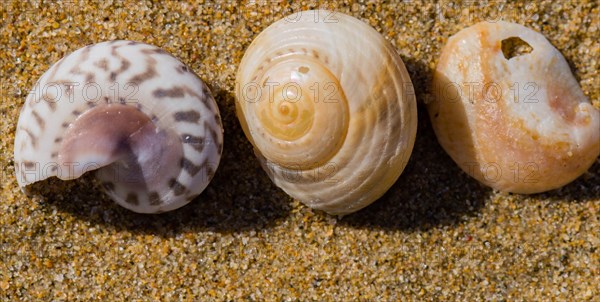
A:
[236,10,417,215]
[14,40,223,213]
[428,21,599,193]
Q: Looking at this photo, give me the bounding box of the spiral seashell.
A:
[235,10,417,215]
[14,40,223,213]
[428,21,600,193]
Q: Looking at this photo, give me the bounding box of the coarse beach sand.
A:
[0,1,598,300]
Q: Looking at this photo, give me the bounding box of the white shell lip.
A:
[14,40,224,213]
[235,10,418,215]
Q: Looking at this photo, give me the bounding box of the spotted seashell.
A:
[14,40,223,213]
[428,21,599,193]
[235,10,418,215]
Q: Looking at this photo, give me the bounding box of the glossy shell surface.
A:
[14,40,223,213]
[236,10,417,215]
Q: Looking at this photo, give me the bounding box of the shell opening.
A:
[501,37,533,60]
[58,104,183,194]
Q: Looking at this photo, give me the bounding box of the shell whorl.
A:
[236,10,417,215]
[14,40,223,213]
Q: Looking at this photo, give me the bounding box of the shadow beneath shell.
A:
[340,56,599,231]
[24,57,598,235]
[339,102,493,232]
[339,56,493,231]
[29,88,292,237]
[533,159,600,203]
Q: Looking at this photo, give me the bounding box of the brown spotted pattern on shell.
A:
[235,10,417,215]
[14,40,223,213]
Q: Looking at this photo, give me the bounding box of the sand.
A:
[1,1,598,300]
